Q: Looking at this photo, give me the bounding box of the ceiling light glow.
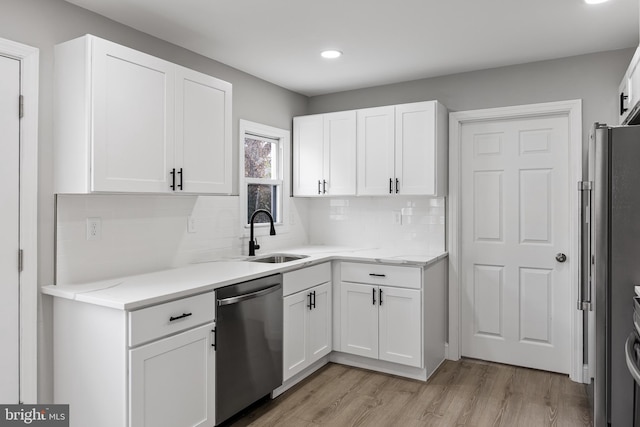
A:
[321,50,342,59]
[584,0,609,4]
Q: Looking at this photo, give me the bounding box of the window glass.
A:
[244,137,278,179]
[242,131,283,226]
[247,184,278,224]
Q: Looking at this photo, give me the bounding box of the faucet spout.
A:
[249,209,276,256]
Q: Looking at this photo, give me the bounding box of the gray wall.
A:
[308,48,635,149]
[0,0,307,402]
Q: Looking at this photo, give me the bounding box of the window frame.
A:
[239,120,291,236]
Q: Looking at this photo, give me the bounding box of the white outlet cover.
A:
[86,217,102,240]
[187,216,197,233]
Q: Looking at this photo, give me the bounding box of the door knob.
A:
[556,253,567,263]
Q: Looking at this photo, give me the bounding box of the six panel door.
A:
[460,114,571,374]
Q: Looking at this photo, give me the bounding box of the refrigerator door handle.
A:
[625,332,640,385]
[578,180,593,311]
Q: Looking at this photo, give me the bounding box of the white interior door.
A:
[460,114,571,374]
[0,54,20,403]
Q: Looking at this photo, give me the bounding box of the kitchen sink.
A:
[248,254,309,263]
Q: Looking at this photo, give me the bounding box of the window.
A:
[240,120,290,229]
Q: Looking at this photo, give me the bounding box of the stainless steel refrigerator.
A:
[582,123,640,426]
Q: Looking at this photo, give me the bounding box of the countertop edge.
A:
[42,250,448,310]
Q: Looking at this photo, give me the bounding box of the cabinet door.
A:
[324,111,356,195]
[91,38,175,193]
[340,283,378,358]
[175,66,232,194]
[357,106,395,195]
[293,115,324,196]
[308,282,332,362]
[283,291,309,381]
[395,101,437,195]
[378,286,422,368]
[130,323,215,427]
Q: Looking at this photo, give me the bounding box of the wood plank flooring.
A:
[227,359,592,427]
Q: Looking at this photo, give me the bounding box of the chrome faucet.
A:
[249,209,276,256]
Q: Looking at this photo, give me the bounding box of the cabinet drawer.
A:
[283,263,331,296]
[128,292,215,347]
[340,262,421,289]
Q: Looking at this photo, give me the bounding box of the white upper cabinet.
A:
[175,66,232,194]
[356,106,395,195]
[324,111,357,195]
[294,100,447,197]
[54,35,232,194]
[619,46,640,124]
[293,111,356,196]
[293,115,324,196]
[358,101,447,196]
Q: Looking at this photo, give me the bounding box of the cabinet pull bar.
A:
[169,312,192,322]
[307,292,312,310]
[177,167,183,190]
[212,328,216,349]
[372,288,376,305]
[379,288,383,306]
[369,273,386,278]
[389,178,393,194]
[323,180,327,194]
[312,291,316,309]
[318,180,321,195]
[395,178,399,194]
[621,92,629,115]
[170,168,176,190]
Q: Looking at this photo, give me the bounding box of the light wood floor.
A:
[228,359,592,427]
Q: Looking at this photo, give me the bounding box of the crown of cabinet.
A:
[292,100,447,197]
[54,34,232,194]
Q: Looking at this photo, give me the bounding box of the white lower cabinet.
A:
[52,291,216,427]
[341,283,422,368]
[282,263,332,381]
[130,323,215,427]
[339,262,423,368]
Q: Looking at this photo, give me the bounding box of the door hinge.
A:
[577,300,592,311]
[18,249,23,272]
[19,95,24,119]
[578,181,592,191]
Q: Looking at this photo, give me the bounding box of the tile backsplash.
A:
[307,196,446,254]
[55,194,309,284]
[56,194,445,284]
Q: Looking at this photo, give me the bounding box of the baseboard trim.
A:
[329,352,430,381]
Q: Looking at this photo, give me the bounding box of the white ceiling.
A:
[64,0,639,96]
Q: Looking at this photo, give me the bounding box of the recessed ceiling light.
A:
[321,50,342,59]
[584,0,609,4]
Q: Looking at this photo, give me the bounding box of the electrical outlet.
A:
[393,211,402,225]
[86,217,101,240]
[187,216,197,233]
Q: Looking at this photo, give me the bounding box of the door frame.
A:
[0,37,39,402]
[448,100,583,382]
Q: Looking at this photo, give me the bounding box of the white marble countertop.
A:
[41,246,448,311]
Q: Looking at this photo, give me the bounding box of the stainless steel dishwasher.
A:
[215,274,283,425]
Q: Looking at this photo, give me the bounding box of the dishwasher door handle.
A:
[217,284,281,306]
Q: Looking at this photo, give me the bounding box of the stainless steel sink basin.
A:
[248,254,309,263]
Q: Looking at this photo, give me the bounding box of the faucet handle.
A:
[253,237,260,251]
